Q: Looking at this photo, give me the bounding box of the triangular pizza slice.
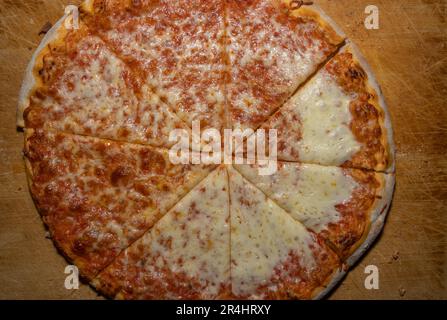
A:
[24,129,213,279]
[93,166,230,299]
[228,166,341,299]
[226,0,345,130]
[234,162,394,259]
[19,22,188,148]
[82,0,227,132]
[261,45,394,172]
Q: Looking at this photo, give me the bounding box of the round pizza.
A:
[18,0,395,300]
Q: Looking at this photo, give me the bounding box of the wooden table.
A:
[0,0,445,299]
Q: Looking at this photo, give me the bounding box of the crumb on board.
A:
[289,1,314,10]
[388,250,400,263]
[38,22,52,36]
[399,287,406,297]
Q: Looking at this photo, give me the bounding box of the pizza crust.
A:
[345,173,395,267]
[313,172,395,299]
[17,0,97,127]
[23,129,35,186]
[338,171,393,260]
[342,41,396,173]
[301,3,347,43]
[23,128,91,279]
[279,1,347,42]
[17,15,70,128]
[313,267,347,300]
[23,128,98,280]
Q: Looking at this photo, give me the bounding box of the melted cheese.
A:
[102,1,226,130]
[134,167,230,297]
[268,70,362,165]
[295,72,361,164]
[227,0,339,130]
[235,163,359,233]
[228,167,316,298]
[54,36,137,133]
[31,34,189,148]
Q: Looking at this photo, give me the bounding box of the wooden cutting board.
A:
[0,0,445,299]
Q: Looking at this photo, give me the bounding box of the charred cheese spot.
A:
[139,149,166,174]
[110,166,134,187]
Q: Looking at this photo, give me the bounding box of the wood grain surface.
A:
[0,0,446,300]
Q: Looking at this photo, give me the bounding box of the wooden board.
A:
[0,0,446,299]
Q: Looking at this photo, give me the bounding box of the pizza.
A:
[18,0,395,299]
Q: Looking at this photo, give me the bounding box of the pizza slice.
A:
[234,162,394,259]
[19,21,188,148]
[228,166,341,299]
[23,129,213,279]
[226,0,345,130]
[93,166,230,299]
[82,0,227,132]
[261,45,394,172]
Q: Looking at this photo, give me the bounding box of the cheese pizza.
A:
[18,0,395,299]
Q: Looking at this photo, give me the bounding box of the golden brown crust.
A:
[352,53,393,172]
[311,263,344,299]
[288,6,345,47]
[340,170,388,259]
[267,1,346,47]
[18,16,67,127]
[318,170,386,260]
[325,48,391,172]
[21,21,90,129]
[23,129,95,279]
[313,172,394,299]
[23,129,104,279]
